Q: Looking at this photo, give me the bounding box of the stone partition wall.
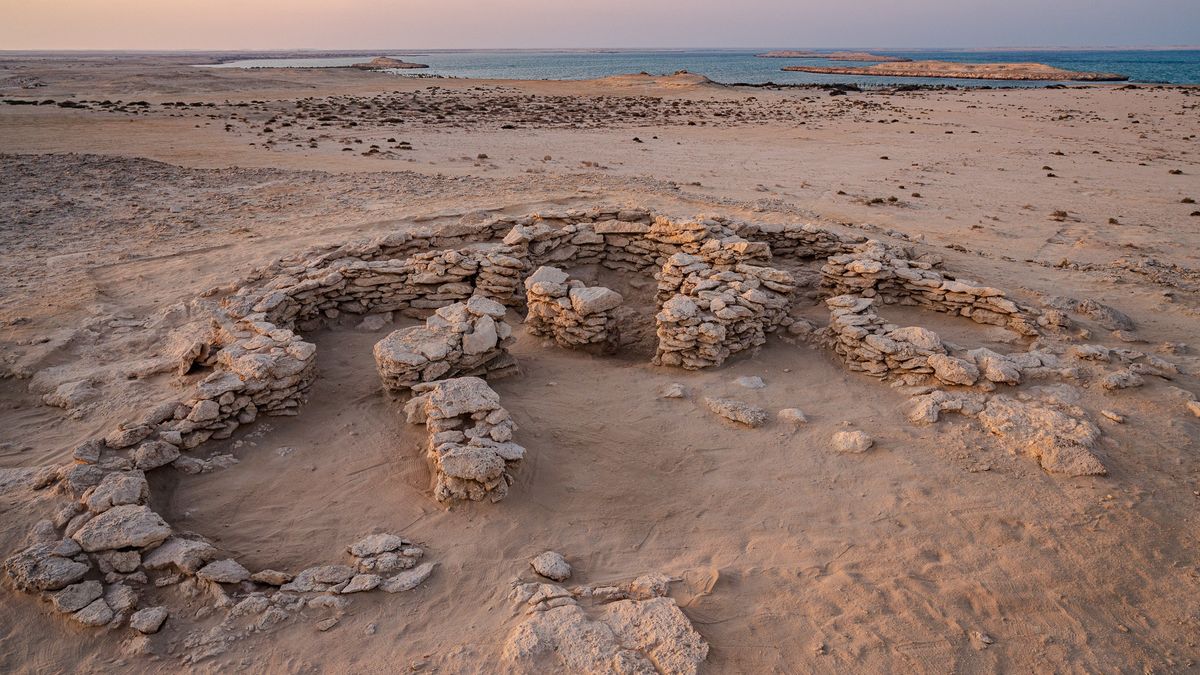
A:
[822,240,1041,336]
[827,294,1030,388]
[523,266,624,349]
[826,294,949,380]
[653,254,796,369]
[403,377,526,504]
[374,296,518,390]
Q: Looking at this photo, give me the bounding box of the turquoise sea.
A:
[206,48,1200,87]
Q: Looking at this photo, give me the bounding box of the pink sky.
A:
[2,0,1196,50]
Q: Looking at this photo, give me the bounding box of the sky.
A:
[2,0,1197,51]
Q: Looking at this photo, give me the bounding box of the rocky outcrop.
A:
[504,576,708,674]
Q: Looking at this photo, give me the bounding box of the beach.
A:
[1,53,1199,672]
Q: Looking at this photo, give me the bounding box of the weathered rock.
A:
[734,376,766,389]
[569,287,623,316]
[2,542,90,591]
[141,535,219,574]
[705,398,768,427]
[927,354,980,386]
[281,565,356,592]
[251,569,293,586]
[83,470,149,513]
[530,551,571,581]
[197,559,250,584]
[72,505,171,552]
[978,396,1105,476]
[133,441,181,471]
[832,430,874,453]
[73,598,114,627]
[778,408,808,425]
[380,562,436,593]
[504,583,708,674]
[347,534,409,558]
[130,606,169,634]
[341,574,383,593]
[50,580,104,613]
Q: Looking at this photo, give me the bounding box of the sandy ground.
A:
[1,55,1199,673]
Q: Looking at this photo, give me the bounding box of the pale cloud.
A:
[1,0,1196,50]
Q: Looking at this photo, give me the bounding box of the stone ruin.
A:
[654,254,796,369]
[523,266,623,350]
[404,377,525,504]
[374,296,518,390]
[6,202,1187,663]
[504,574,709,674]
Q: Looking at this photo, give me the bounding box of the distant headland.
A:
[781,60,1129,81]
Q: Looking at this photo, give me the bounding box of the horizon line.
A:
[3,45,1200,54]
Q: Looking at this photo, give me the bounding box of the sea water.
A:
[204,48,1200,87]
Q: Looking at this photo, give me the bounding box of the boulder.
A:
[832,430,874,453]
[530,551,571,582]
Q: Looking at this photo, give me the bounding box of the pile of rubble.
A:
[654,254,796,369]
[503,574,709,674]
[404,377,526,504]
[523,266,623,349]
[374,296,518,390]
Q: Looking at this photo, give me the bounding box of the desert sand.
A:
[782,59,1130,81]
[1,54,1199,673]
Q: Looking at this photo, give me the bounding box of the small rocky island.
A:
[756,50,911,62]
[350,56,429,70]
[782,59,1128,81]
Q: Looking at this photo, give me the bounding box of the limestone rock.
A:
[72,504,171,552]
[142,535,219,574]
[197,559,250,584]
[51,580,104,613]
[83,470,149,513]
[341,574,383,593]
[251,569,293,586]
[347,534,410,558]
[734,376,766,389]
[568,287,623,316]
[978,396,1105,476]
[380,562,436,593]
[705,398,768,427]
[832,430,874,453]
[130,606,169,634]
[530,551,571,581]
[927,354,980,386]
[73,598,114,627]
[778,408,808,425]
[133,441,181,471]
[2,542,90,591]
